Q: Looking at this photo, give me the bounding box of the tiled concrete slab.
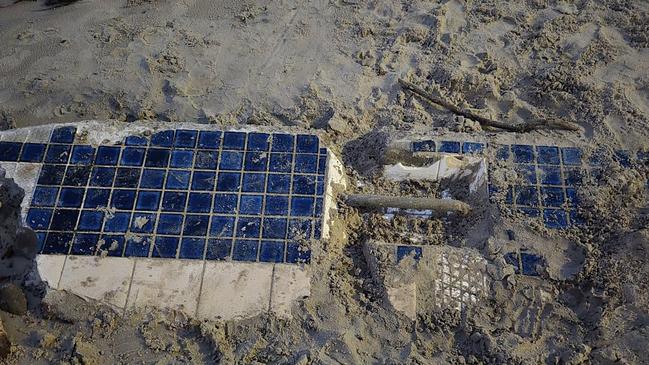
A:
[58,256,134,309]
[35,254,66,289]
[126,259,203,314]
[197,261,273,320]
[270,264,311,318]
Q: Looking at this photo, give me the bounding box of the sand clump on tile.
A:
[0,0,649,363]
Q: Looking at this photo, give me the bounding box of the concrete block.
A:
[270,264,311,318]
[58,256,134,310]
[35,254,66,289]
[197,261,273,320]
[126,259,203,314]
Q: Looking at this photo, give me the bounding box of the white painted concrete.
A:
[270,264,311,318]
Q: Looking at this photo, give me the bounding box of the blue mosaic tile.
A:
[538,165,562,185]
[561,147,582,166]
[518,207,540,218]
[32,186,58,207]
[263,218,288,239]
[259,241,285,262]
[244,152,268,171]
[543,209,568,229]
[438,141,461,153]
[174,129,197,148]
[396,245,422,262]
[145,148,170,168]
[285,242,311,264]
[136,191,161,211]
[103,212,130,233]
[194,150,219,169]
[77,211,104,231]
[296,135,319,153]
[614,150,632,168]
[232,239,258,261]
[291,197,315,217]
[205,239,232,260]
[27,208,53,230]
[151,130,174,147]
[140,169,165,189]
[161,191,187,212]
[170,150,194,168]
[192,171,218,191]
[520,253,543,276]
[267,174,291,193]
[318,154,327,175]
[272,134,294,152]
[515,186,538,207]
[157,214,183,235]
[236,217,261,238]
[70,145,95,165]
[120,147,145,167]
[187,192,212,213]
[45,144,71,164]
[504,252,520,273]
[166,170,190,190]
[98,235,125,257]
[50,209,80,231]
[89,167,116,187]
[38,165,65,185]
[184,215,210,236]
[537,146,560,165]
[239,195,263,215]
[84,189,110,208]
[462,142,484,154]
[248,132,270,151]
[265,196,289,215]
[293,175,316,195]
[125,237,151,257]
[288,219,311,239]
[541,187,565,207]
[512,145,534,163]
[20,143,46,162]
[50,126,76,144]
[125,135,147,146]
[130,212,156,233]
[220,151,243,170]
[210,216,235,237]
[515,164,537,184]
[213,194,238,214]
[215,172,239,192]
[496,145,510,161]
[241,173,266,193]
[563,168,584,186]
[222,131,246,150]
[198,131,221,149]
[63,166,91,187]
[94,146,120,165]
[294,154,318,173]
[412,140,436,152]
[179,238,205,259]
[58,188,84,208]
[42,232,73,254]
[114,168,141,188]
[110,189,136,210]
[269,153,293,173]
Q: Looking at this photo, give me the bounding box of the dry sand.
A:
[1,0,649,363]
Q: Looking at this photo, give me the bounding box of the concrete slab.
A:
[35,254,66,289]
[270,264,311,318]
[126,259,203,314]
[58,256,134,309]
[197,261,273,320]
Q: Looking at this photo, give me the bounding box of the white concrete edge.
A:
[322,150,346,241]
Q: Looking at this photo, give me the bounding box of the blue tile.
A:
[563,168,584,186]
[198,131,221,149]
[269,153,293,172]
[537,146,560,165]
[543,209,568,229]
[561,147,582,165]
[265,196,289,215]
[84,189,110,208]
[70,145,95,165]
[58,188,84,208]
[259,241,285,263]
[292,175,316,195]
[318,154,327,175]
[272,134,294,152]
[286,242,310,264]
[0,142,22,161]
[26,208,53,230]
[294,154,317,173]
[179,238,205,259]
[569,210,586,226]
[174,129,197,148]
[288,219,312,239]
[614,150,632,168]
[213,194,238,213]
[50,126,76,143]
[462,142,484,154]
[319,148,327,154]
[504,252,520,272]
[103,212,131,233]
[205,239,232,260]
[42,232,73,254]
[262,218,287,239]
[130,212,156,233]
[515,186,538,207]
[77,211,104,231]
[89,167,116,187]
[565,188,579,208]
[110,189,136,210]
[19,143,46,162]
[439,141,461,153]
[145,148,170,168]
[35,232,46,252]
[114,167,141,188]
[166,170,191,190]
[538,165,562,185]
[219,151,243,170]
[38,164,65,185]
[94,146,120,165]
[518,207,540,218]
[136,190,161,211]
[239,195,263,215]
[125,135,147,146]
[541,187,565,207]
[242,173,266,192]
[139,169,165,189]
[210,216,235,237]
[50,209,80,231]
[314,198,324,218]
[512,145,535,163]
[244,151,268,171]
[412,140,435,152]
[125,236,152,257]
[396,246,422,262]
[291,197,315,216]
[236,217,261,238]
[187,192,212,213]
[183,214,210,236]
[248,132,270,151]
[316,176,325,195]
[45,144,71,164]
[267,174,290,193]
[170,150,194,168]
[222,132,246,150]
[296,135,319,153]
[194,150,219,169]
[313,221,322,240]
[192,171,217,191]
[515,165,537,184]
[215,172,239,192]
[157,214,183,235]
[120,147,145,167]
[496,145,510,161]
[520,253,543,276]
[151,130,174,147]
[97,235,125,257]
[232,239,259,262]
[32,186,58,207]
[161,191,187,212]
[63,166,91,187]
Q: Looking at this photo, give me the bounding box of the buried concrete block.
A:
[270,264,311,318]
